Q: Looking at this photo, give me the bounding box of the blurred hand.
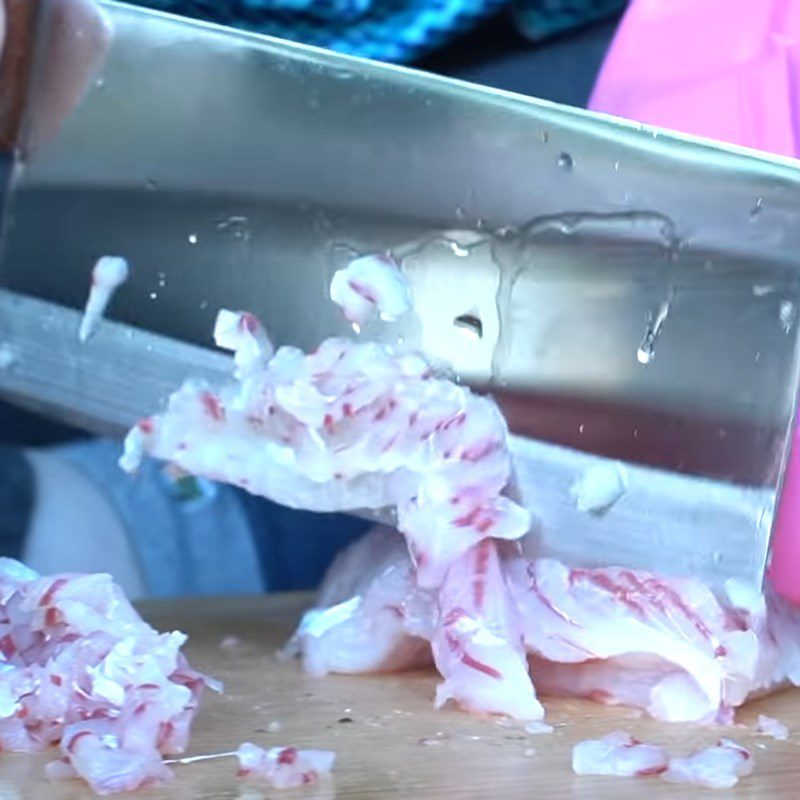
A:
[1,0,111,153]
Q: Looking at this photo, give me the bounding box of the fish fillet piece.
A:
[572,731,668,777]
[513,562,800,723]
[285,526,433,676]
[662,739,753,789]
[432,540,542,719]
[289,529,800,723]
[0,559,217,794]
[288,528,541,719]
[507,556,767,723]
[121,311,529,588]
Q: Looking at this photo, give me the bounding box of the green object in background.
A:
[171,474,205,503]
[160,464,211,504]
[514,0,627,42]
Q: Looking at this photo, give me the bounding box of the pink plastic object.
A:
[590,0,800,159]
[589,0,800,602]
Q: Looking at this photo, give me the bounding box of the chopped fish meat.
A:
[329,253,412,327]
[571,731,668,777]
[524,721,554,735]
[236,742,335,788]
[662,739,753,789]
[570,462,627,514]
[0,558,217,795]
[572,734,754,789]
[756,714,789,740]
[121,311,530,588]
[79,256,129,343]
[213,309,274,378]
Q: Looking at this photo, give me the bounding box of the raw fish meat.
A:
[432,540,541,719]
[79,256,129,343]
[507,557,758,724]
[286,529,541,718]
[329,253,412,327]
[285,526,433,676]
[122,273,800,728]
[213,308,274,378]
[572,734,754,789]
[288,528,800,724]
[662,739,753,789]
[236,742,335,788]
[571,731,668,777]
[756,714,789,740]
[121,309,530,588]
[570,462,627,514]
[0,558,217,795]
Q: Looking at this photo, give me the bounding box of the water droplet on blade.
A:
[780,299,795,333]
[449,242,470,257]
[636,342,654,364]
[637,296,672,366]
[557,152,573,170]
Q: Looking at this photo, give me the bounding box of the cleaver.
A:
[1,0,800,590]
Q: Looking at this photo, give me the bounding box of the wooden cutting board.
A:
[1,593,799,799]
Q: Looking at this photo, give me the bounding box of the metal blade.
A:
[2,1,800,587]
[0,287,778,588]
